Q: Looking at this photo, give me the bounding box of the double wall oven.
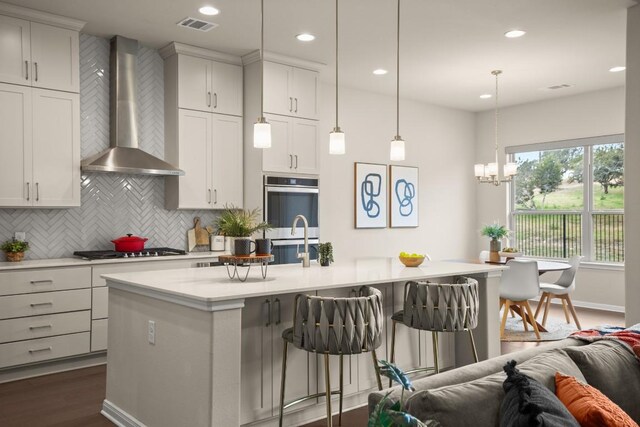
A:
[264,176,319,265]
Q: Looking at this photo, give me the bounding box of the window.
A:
[508,135,624,263]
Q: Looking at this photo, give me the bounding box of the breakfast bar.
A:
[100,258,505,427]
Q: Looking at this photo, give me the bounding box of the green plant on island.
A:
[368,360,440,427]
[480,224,510,241]
[318,242,334,265]
[1,239,29,253]
[214,205,272,237]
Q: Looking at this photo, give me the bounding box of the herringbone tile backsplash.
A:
[0,34,217,259]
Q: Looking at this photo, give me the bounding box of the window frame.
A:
[506,134,624,264]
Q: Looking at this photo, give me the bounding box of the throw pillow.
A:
[500,361,579,427]
[565,341,640,421]
[555,372,638,427]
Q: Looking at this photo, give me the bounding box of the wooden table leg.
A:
[509,304,548,332]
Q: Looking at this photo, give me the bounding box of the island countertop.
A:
[102,258,507,307]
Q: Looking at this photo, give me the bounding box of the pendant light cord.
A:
[493,70,501,165]
[260,0,265,118]
[396,0,400,137]
[335,0,339,128]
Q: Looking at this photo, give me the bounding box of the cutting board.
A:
[187,217,211,251]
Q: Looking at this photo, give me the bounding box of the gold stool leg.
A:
[432,331,440,374]
[338,355,344,426]
[468,329,479,363]
[370,349,383,391]
[278,340,288,427]
[389,320,397,388]
[324,354,333,427]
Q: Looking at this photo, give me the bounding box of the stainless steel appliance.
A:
[264,176,319,264]
[73,248,187,260]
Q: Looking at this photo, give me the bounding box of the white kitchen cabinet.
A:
[0,17,79,93]
[166,109,243,209]
[263,61,318,120]
[0,332,89,369]
[262,114,318,175]
[0,85,80,208]
[170,50,242,116]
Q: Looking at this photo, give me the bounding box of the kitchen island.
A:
[101,258,505,427]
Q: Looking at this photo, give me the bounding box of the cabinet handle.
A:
[25,60,29,80]
[29,346,52,354]
[34,62,38,82]
[30,302,53,307]
[294,98,298,113]
[214,189,217,204]
[289,154,293,169]
[265,299,272,327]
[213,93,218,109]
[207,92,211,107]
[208,189,212,204]
[30,280,53,285]
[29,324,52,330]
[294,155,298,169]
[274,298,281,325]
[36,182,39,202]
[289,97,293,112]
[26,182,30,201]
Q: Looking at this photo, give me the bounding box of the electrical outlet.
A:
[14,232,26,241]
[148,320,156,345]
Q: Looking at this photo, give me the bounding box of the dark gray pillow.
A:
[565,341,640,422]
[500,360,579,427]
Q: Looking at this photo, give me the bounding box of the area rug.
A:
[501,313,578,342]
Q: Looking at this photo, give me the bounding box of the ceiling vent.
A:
[545,84,573,91]
[177,17,217,32]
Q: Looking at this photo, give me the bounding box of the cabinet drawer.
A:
[0,310,90,344]
[0,267,91,296]
[92,287,108,319]
[0,332,89,369]
[0,289,91,320]
[91,319,107,352]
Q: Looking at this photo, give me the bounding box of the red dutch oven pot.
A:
[111,234,148,252]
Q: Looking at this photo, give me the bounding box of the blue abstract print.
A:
[395,179,415,217]
[361,173,382,218]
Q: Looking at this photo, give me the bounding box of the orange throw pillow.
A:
[555,372,638,427]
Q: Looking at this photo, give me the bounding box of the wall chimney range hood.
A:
[81,36,184,176]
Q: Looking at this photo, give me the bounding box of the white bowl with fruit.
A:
[399,252,429,267]
[499,248,522,258]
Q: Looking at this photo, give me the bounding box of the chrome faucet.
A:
[291,214,310,267]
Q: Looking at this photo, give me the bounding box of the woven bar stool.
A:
[278,286,384,427]
[389,277,479,385]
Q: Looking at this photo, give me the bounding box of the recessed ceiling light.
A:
[479,94,492,99]
[504,29,526,38]
[198,6,219,16]
[609,66,626,73]
[296,33,315,42]
[373,69,388,75]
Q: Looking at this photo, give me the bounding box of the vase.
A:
[489,239,501,263]
[320,259,330,267]
[5,252,24,262]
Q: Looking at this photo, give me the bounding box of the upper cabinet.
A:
[0,15,80,93]
[263,61,318,120]
[162,43,243,117]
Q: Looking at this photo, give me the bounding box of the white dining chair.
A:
[534,255,583,329]
[499,259,541,340]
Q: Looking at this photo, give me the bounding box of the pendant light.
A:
[389,0,405,161]
[474,70,517,185]
[253,0,271,148]
[329,0,345,155]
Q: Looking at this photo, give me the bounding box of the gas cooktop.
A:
[73,247,187,260]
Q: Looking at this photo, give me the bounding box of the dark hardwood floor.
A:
[0,304,624,427]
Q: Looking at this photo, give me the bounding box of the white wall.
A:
[317,83,477,262]
[475,87,626,310]
[625,5,640,326]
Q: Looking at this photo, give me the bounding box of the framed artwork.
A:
[354,162,387,228]
[389,165,419,228]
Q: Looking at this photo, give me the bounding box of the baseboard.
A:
[0,352,106,384]
[101,399,147,427]
[532,296,625,314]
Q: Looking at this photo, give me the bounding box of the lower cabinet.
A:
[91,318,107,352]
[0,332,90,369]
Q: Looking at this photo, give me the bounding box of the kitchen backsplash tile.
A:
[0,34,217,259]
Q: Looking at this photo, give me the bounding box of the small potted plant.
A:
[215,205,271,256]
[481,223,510,263]
[318,242,334,267]
[1,239,29,262]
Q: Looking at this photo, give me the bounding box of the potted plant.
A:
[1,239,29,262]
[215,205,271,256]
[318,242,334,267]
[481,224,510,263]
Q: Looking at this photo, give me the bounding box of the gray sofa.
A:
[369,338,640,426]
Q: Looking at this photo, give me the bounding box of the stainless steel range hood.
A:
[81,36,184,176]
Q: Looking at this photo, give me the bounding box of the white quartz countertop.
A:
[0,251,229,271]
[103,258,507,306]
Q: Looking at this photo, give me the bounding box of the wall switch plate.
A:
[14,232,26,241]
[148,320,156,345]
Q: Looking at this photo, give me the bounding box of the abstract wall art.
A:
[354,162,387,228]
[390,165,419,228]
